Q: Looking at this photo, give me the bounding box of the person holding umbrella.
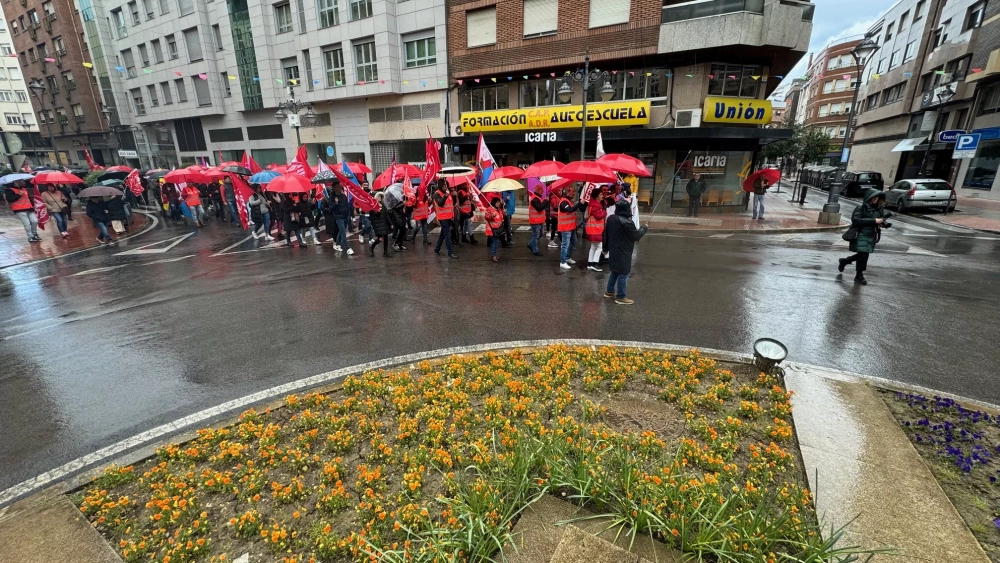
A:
[327,184,352,254]
[222,176,239,225]
[181,183,206,227]
[4,180,41,242]
[85,196,115,245]
[584,186,608,272]
[527,183,548,256]
[484,196,505,262]
[41,184,71,237]
[557,184,587,271]
[281,194,307,247]
[432,182,457,259]
[410,186,431,245]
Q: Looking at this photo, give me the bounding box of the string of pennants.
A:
[808,68,985,82]
[454,70,781,85]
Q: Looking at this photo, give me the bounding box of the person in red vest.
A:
[457,186,477,246]
[409,189,431,245]
[432,183,457,258]
[4,181,41,242]
[485,196,505,262]
[547,188,562,248]
[584,186,608,272]
[558,184,587,270]
[181,184,205,227]
[527,184,548,256]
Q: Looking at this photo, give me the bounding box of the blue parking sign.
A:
[954,134,981,159]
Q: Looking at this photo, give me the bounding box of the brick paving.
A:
[0,208,148,268]
[925,196,1000,233]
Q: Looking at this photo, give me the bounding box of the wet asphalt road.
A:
[1,195,999,498]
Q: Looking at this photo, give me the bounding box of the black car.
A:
[842,171,884,198]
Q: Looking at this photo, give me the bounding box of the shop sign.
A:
[921,82,958,109]
[118,149,138,158]
[691,153,728,175]
[702,97,772,125]
[953,134,981,159]
[460,100,651,133]
[525,132,558,142]
[938,130,966,143]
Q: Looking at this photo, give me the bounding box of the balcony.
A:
[659,0,812,56]
[65,80,76,91]
[74,114,85,123]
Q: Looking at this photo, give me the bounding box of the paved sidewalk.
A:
[0,209,149,268]
[923,196,1000,232]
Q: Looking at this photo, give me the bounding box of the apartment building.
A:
[0,0,116,167]
[850,0,984,183]
[782,77,807,124]
[447,0,813,214]
[0,17,42,169]
[800,38,862,164]
[85,0,448,171]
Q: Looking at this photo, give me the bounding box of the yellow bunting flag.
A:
[82,62,93,68]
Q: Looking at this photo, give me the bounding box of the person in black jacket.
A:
[105,195,129,232]
[281,195,306,247]
[602,198,648,305]
[368,192,392,257]
[85,197,115,245]
[388,201,408,252]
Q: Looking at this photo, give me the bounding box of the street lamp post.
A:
[557,48,615,160]
[27,77,62,167]
[823,35,880,222]
[274,84,317,147]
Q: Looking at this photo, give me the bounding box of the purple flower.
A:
[994,518,1000,529]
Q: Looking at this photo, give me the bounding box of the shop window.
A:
[707,64,761,98]
[586,68,670,103]
[460,85,508,112]
[962,139,1000,189]
[670,151,750,209]
[520,78,564,107]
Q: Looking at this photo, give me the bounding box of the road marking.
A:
[906,245,945,257]
[832,239,850,247]
[210,235,256,256]
[709,234,732,238]
[116,232,195,255]
[516,226,532,232]
[145,255,196,265]
[897,223,933,233]
[70,265,128,276]
[772,233,800,241]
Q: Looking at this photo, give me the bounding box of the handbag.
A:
[842,225,858,242]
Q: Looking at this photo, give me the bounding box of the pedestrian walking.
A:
[247,185,273,241]
[603,198,649,305]
[327,185,352,253]
[558,184,587,271]
[58,184,74,221]
[388,196,408,253]
[210,179,225,220]
[41,184,70,238]
[484,196,506,262]
[501,190,515,247]
[456,186,473,245]
[281,195,306,247]
[269,191,284,240]
[547,188,561,248]
[4,181,41,242]
[686,173,706,217]
[85,196,115,245]
[222,176,239,225]
[527,184,547,256]
[182,184,206,227]
[369,192,392,257]
[838,189,889,285]
[106,195,129,234]
[164,183,182,225]
[433,183,458,259]
[752,175,768,220]
[410,190,431,245]
[585,187,608,272]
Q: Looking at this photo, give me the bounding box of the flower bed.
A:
[881,390,1000,561]
[74,346,870,562]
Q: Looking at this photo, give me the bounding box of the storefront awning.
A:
[891,138,928,152]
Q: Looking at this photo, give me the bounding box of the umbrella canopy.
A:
[490,166,524,181]
[97,179,124,186]
[145,169,168,178]
[338,161,372,175]
[265,174,313,193]
[311,169,337,184]
[104,165,133,173]
[163,169,209,184]
[0,173,34,184]
[33,171,84,184]
[97,170,129,182]
[384,183,405,209]
[373,164,423,189]
[438,164,476,177]
[205,168,230,179]
[522,160,565,178]
[249,170,282,184]
[222,164,252,175]
[557,161,618,184]
[597,154,651,177]
[443,175,476,188]
[481,178,524,193]
[217,161,241,168]
[742,168,782,193]
[266,164,289,174]
[548,177,574,193]
[78,186,124,198]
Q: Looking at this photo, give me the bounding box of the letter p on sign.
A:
[954,133,981,159]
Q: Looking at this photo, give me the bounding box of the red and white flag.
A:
[84,149,103,171]
[402,174,415,200]
[241,150,262,174]
[331,166,379,213]
[125,169,144,196]
[32,190,49,230]
[313,160,331,200]
[286,145,314,178]
[229,173,255,230]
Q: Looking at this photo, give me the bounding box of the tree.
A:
[760,121,834,169]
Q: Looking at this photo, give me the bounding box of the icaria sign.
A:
[460,100,651,133]
[702,96,773,125]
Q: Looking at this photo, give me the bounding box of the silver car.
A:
[884,179,957,213]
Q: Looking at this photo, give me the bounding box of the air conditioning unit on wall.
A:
[675,109,702,128]
[450,122,463,136]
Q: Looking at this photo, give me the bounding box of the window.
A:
[349,0,371,20]
[296,0,306,33]
[875,58,886,74]
[838,126,847,137]
[827,57,838,71]
[37,43,47,58]
[946,55,971,81]
[15,91,26,102]
[159,0,169,14]
[121,48,136,77]
[175,77,187,102]
[888,49,902,70]
[39,110,50,123]
[466,7,496,47]
[281,56,299,83]
[128,1,140,24]
[460,85,509,112]
[9,67,21,80]
[175,118,206,151]
[183,27,202,62]
[274,3,292,33]
[61,70,74,89]
[192,76,211,106]
[0,44,11,55]
[903,41,917,63]
[865,93,879,110]
[53,36,64,54]
[403,36,435,68]
[520,79,565,107]
[131,87,145,115]
[586,67,670,102]
[884,22,894,41]
[707,64,762,98]
[71,104,82,118]
[318,0,338,27]
[247,125,284,140]
[914,0,925,21]
[54,108,67,124]
[111,9,127,38]
[178,0,194,15]
[302,49,313,90]
[0,90,12,102]
[921,68,940,91]
[142,0,154,18]
[898,10,909,31]
[323,46,345,86]
[160,81,172,104]
[966,2,985,31]
[42,1,53,15]
[21,113,33,124]
[354,40,377,82]
[25,49,33,63]
[221,72,231,96]
[589,0,629,28]
[166,34,178,59]
[211,24,223,51]
[818,104,829,117]
[881,81,906,105]
[251,148,287,166]
[524,0,557,37]
[151,38,163,63]
[934,20,950,48]
[27,10,38,24]
[138,43,149,66]
[4,112,22,125]
[10,20,17,35]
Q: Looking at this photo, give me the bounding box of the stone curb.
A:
[916,213,1000,234]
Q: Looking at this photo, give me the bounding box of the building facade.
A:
[80,0,448,171]
[850,0,984,184]
[1,0,116,168]
[782,77,807,124]
[0,17,43,169]
[801,38,862,164]
[446,0,813,213]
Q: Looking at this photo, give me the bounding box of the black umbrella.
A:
[78,186,124,197]
[97,171,129,182]
[222,165,252,175]
[311,169,337,184]
[145,169,168,179]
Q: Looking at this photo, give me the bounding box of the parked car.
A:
[884,179,957,213]
[842,171,884,198]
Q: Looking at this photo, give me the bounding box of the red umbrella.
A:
[557,161,618,184]
[742,168,781,193]
[490,166,524,181]
[444,174,475,188]
[548,177,574,193]
[217,161,241,168]
[32,171,85,184]
[265,174,313,193]
[265,164,289,174]
[339,161,372,175]
[373,164,423,190]
[205,168,229,179]
[597,154,651,177]
[522,160,565,178]
[104,165,133,173]
[163,168,209,184]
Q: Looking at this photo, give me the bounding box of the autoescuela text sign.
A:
[460,100,651,133]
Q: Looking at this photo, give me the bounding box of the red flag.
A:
[229,173,255,230]
[33,191,49,230]
[125,169,144,196]
[241,151,262,174]
[286,145,314,178]
[218,148,224,166]
[402,174,415,200]
[330,166,379,212]
[419,130,441,200]
[84,148,103,171]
